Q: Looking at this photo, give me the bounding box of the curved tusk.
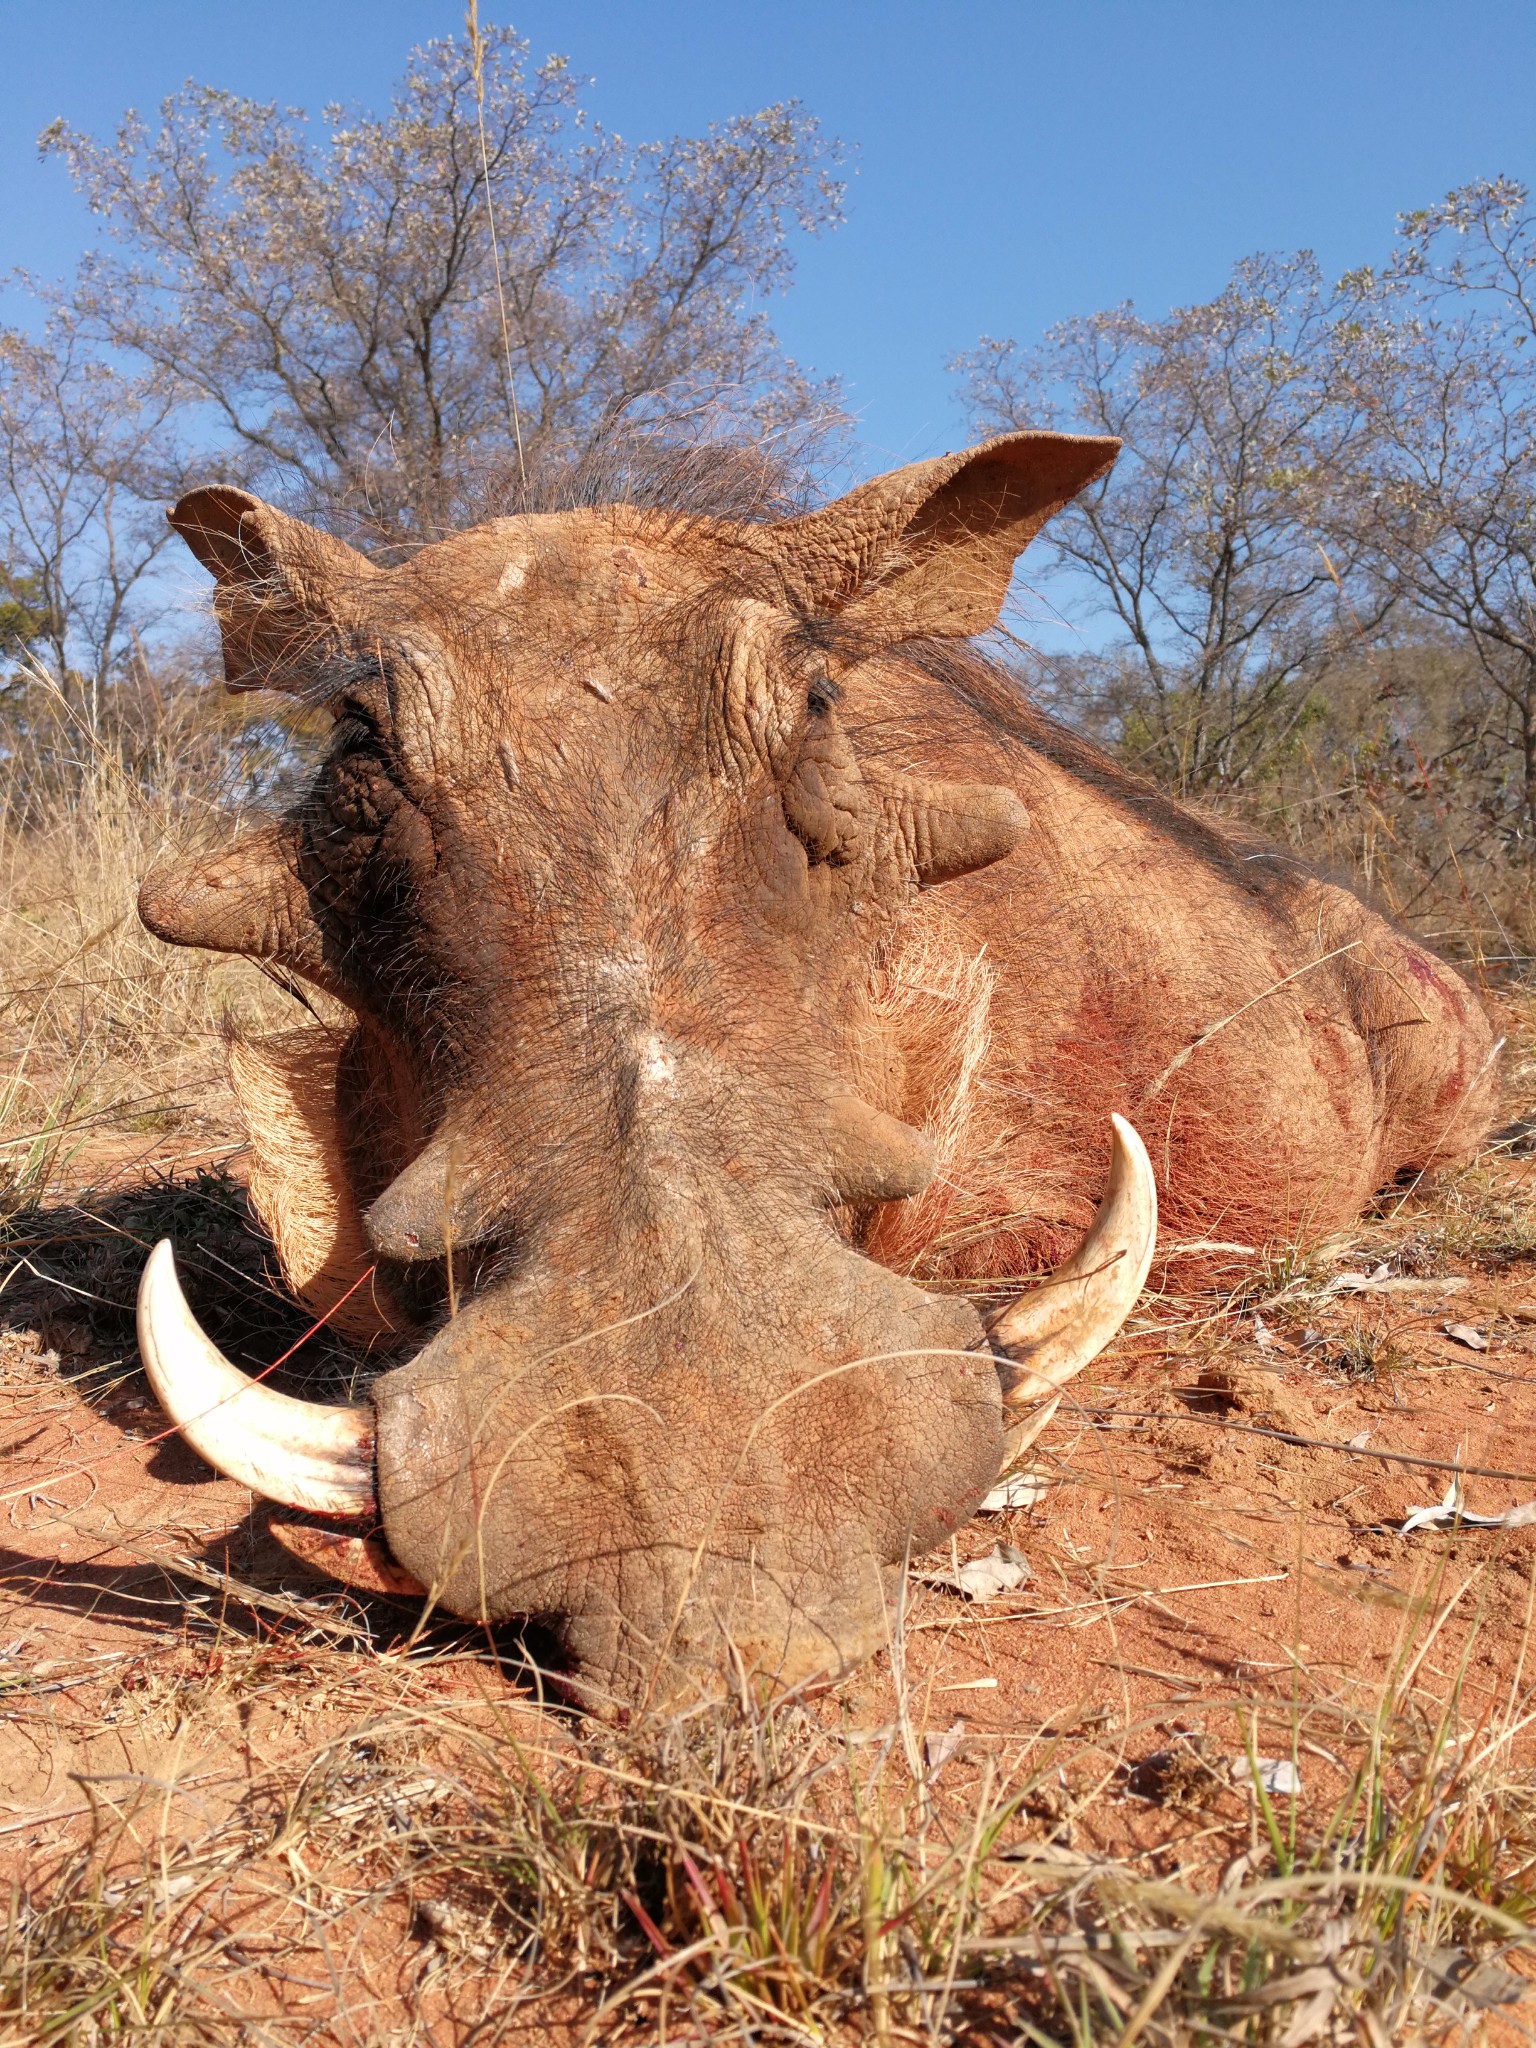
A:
[137,1239,376,1515]
[988,1114,1157,1454]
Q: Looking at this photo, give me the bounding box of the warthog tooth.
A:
[267,1520,425,1598]
[989,1114,1157,1455]
[136,1240,376,1515]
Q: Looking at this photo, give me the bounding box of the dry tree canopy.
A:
[0,321,189,722]
[951,182,1536,965]
[22,24,847,548]
[953,252,1391,800]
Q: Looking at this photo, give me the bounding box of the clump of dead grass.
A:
[2,1585,1532,2046]
[367,1565,1536,2044]
[1415,1167,1536,1274]
[0,680,299,1216]
[1320,1321,1410,1385]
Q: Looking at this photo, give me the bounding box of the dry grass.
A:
[0,679,298,1213]
[1145,639,1536,981]
[1234,757,1536,982]
[0,1596,1531,2045]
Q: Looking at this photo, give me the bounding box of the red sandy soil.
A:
[3,1140,1536,2040]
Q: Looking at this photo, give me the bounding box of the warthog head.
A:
[137,432,1155,1709]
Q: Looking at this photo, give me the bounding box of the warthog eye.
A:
[807,673,841,717]
[334,698,379,744]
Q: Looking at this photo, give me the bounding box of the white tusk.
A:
[137,1239,376,1515]
[989,1115,1157,1455]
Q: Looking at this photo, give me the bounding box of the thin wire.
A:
[466,0,526,486]
[1075,1403,1536,1486]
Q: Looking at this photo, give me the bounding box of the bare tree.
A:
[953,254,1390,794]
[1336,178,1536,841]
[0,318,184,725]
[39,27,847,538]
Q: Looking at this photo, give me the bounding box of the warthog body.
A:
[137,434,1494,1706]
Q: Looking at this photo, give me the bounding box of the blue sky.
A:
[4,0,1535,474]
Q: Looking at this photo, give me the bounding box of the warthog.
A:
[136,432,1494,1707]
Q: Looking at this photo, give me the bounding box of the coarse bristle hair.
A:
[224,1024,400,1347]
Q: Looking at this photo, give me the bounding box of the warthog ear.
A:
[169,486,378,693]
[766,431,1119,648]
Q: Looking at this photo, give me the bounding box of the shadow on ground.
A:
[0,1168,570,1695]
[1,1166,384,1398]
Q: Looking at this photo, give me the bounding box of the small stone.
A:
[1232,1755,1301,1796]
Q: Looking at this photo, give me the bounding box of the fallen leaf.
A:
[956,1545,1030,1599]
[1346,1429,1372,1450]
[1443,1322,1489,1351]
[1400,1476,1536,1533]
[913,1543,1030,1602]
[1423,1948,1531,2009]
[979,1470,1049,1512]
[1275,1976,1341,2046]
[1324,1272,1468,1297]
[1252,1313,1275,1352]
[923,1719,965,1781]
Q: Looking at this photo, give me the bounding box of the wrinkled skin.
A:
[138,434,1495,1707]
